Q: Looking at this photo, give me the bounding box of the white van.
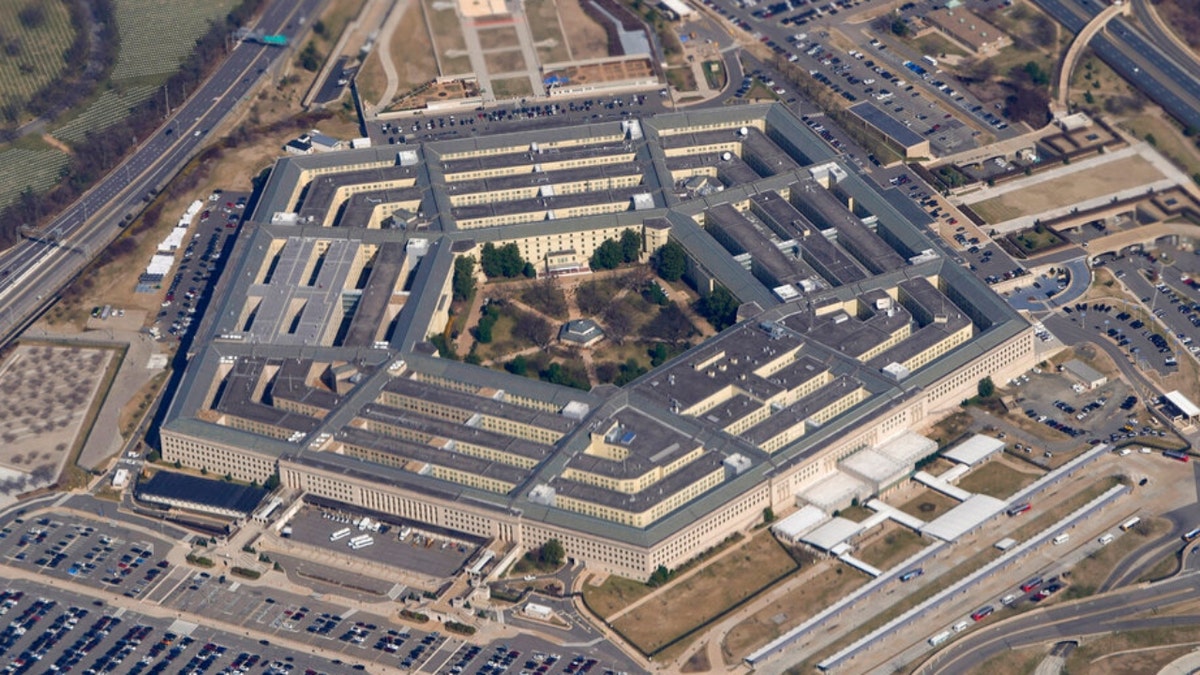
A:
[1052,533,1070,545]
[952,620,970,633]
[1098,533,1115,545]
[928,630,952,646]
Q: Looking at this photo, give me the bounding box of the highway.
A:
[0,0,325,343]
[917,571,1200,674]
[1029,0,1200,131]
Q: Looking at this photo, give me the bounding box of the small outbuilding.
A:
[943,434,1006,467]
[1062,359,1106,389]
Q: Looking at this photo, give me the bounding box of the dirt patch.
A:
[484,49,528,75]
[478,25,520,50]
[612,533,797,655]
[971,155,1165,222]
[555,0,612,60]
[1067,628,1200,674]
[491,76,535,98]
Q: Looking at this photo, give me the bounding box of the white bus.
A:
[1120,516,1141,531]
[348,538,374,550]
[330,528,351,541]
[922,55,938,67]
[1052,533,1070,545]
[928,630,952,646]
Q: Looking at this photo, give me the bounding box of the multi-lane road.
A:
[0,0,325,343]
[1030,0,1200,131]
[918,562,1200,674]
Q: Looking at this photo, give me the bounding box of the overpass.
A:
[1055,1,1131,113]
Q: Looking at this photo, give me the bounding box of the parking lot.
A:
[153,190,245,343]
[0,516,176,603]
[0,507,639,674]
[1002,362,1156,449]
[0,578,363,675]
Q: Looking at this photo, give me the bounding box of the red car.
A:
[970,606,994,622]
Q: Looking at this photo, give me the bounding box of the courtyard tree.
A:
[452,256,476,302]
[653,240,687,282]
[619,228,642,263]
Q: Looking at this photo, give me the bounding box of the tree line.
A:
[0,0,267,249]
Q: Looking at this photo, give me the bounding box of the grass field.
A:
[970,155,1165,222]
[0,147,70,211]
[555,0,611,60]
[612,534,798,655]
[0,1,76,120]
[110,0,239,82]
[581,575,654,620]
[478,26,520,51]
[896,488,959,521]
[491,77,534,98]
[484,50,527,75]
[721,562,865,662]
[855,524,926,570]
[955,460,1039,499]
[424,0,468,67]
[52,85,159,144]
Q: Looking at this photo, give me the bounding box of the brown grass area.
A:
[1067,627,1200,674]
[680,647,710,673]
[896,488,959,520]
[855,523,927,570]
[955,460,1039,499]
[313,0,366,52]
[555,0,611,60]
[1122,113,1200,180]
[391,2,438,92]
[720,562,865,663]
[478,26,520,51]
[526,0,570,62]
[612,533,798,655]
[581,574,653,620]
[971,155,1165,222]
[923,410,972,447]
[356,50,386,105]
[484,50,527,75]
[424,0,467,65]
[970,646,1048,675]
[491,76,534,98]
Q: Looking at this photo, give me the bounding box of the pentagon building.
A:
[160,103,1035,579]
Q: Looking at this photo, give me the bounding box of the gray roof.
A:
[159,102,1032,550]
[849,102,928,149]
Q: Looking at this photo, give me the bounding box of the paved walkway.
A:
[371,0,409,110]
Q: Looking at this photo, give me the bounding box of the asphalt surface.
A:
[918,571,1200,674]
[0,0,325,347]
